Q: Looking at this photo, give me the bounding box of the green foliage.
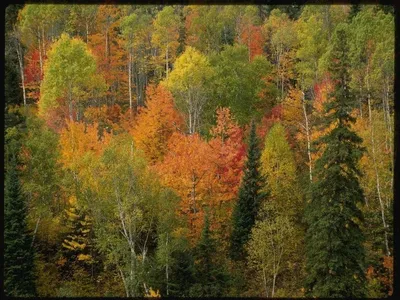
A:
[4,151,36,296]
[190,213,230,297]
[260,122,301,216]
[246,201,296,297]
[304,26,366,298]
[207,45,274,126]
[164,46,214,134]
[22,113,62,219]
[39,33,106,118]
[230,121,267,261]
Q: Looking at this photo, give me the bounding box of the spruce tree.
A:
[230,120,266,260]
[4,156,36,296]
[190,213,229,297]
[304,25,366,298]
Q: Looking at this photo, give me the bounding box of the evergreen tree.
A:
[190,213,229,297]
[304,25,366,298]
[230,120,266,260]
[4,156,36,296]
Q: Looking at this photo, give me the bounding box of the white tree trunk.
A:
[366,70,390,256]
[128,51,132,113]
[302,92,313,182]
[15,35,26,106]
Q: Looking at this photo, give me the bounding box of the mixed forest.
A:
[4,4,394,298]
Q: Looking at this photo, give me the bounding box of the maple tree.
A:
[131,84,183,164]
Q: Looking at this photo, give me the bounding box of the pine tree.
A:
[190,213,229,297]
[304,25,366,298]
[4,156,36,296]
[230,120,266,261]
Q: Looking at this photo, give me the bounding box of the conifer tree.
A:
[4,156,36,296]
[190,213,229,297]
[304,25,366,298]
[230,121,266,260]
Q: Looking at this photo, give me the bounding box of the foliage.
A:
[230,121,267,261]
[304,25,366,298]
[4,150,36,296]
[132,84,183,163]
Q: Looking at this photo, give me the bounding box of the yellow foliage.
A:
[77,254,92,261]
[145,287,161,297]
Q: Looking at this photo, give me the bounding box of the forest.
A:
[4,4,394,298]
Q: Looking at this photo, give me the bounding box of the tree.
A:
[348,7,394,257]
[190,213,229,297]
[258,122,305,296]
[208,45,274,126]
[4,145,36,296]
[164,46,214,134]
[39,33,106,121]
[282,88,314,182]
[236,5,263,62]
[152,6,181,79]
[263,9,298,100]
[21,112,62,248]
[155,131,216,243]
[304,25,366,298]
[208,107,245,247]
[79,134,165,297]
[131,84,183,164]
[184,6,225,54]
[260,122,302,217]
[246,201,296,297]
[230,121,266,261]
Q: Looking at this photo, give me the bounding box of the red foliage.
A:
[257,104,283,139]
[24,48,42,101]
[313,75,333,113]
[238,25,265,61]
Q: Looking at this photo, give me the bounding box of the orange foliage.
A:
[84,104,122,132]
[209,108,246,246]
[382,256,393,296]
[313,76,334,113]
[238,25,265,61]
[155,132,217,244]
[59,119,111,174]
[88,5,128,103]
[131,85,183,164]
[184,7,200,48]
[209,107,245,202]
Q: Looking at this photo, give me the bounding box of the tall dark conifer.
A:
[304,25,366,298]
[191,213,229,297]
[230,120,266,261]
[4,156,36,296]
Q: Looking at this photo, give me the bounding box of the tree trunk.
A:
[302,91,313,182]
[15,35,26,106]
[367,74,390,257]
[30,216,41,248]
[42,26,46,57]
[86,21,89,44]
[166,43,169,79]
[118,266,130,297]
[128,51,133,113]
[272,273,277,298]
[262,266,268,297]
